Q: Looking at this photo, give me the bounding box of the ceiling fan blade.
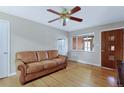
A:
[63,19,66,26]
[48,17,61,23]
[70,16,83,22]
[70,6,81,15]
[47,9,60,15]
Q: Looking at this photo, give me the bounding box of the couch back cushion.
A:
[16,51,37,63]
[37,51,48,61]
[47,50,58,59]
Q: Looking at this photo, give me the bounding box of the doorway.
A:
[101,29,123,69]
[57,39,66,55]
[0,20,10,78]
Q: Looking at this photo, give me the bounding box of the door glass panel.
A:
[108,55,115,61]
[110,45,115,51]
[110,36,115,41]
[108,35,115,41]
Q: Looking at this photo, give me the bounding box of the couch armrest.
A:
[58,55,68,62]
[16,60,27,84]
[17,60,26,76]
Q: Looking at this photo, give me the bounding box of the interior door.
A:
[0,20,9,78]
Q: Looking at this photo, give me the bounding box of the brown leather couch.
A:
[16,50,67,85]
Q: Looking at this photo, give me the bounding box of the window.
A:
[72,33,94,52]
[77,36,83,50]
[83,36,94,51]
[72,36,76,50]
[57,39,66,55]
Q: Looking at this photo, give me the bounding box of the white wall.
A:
[0,12,68,74]
[68,21,124,66]
[1,10,124,74]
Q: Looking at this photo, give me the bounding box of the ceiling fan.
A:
[47,6,83,26]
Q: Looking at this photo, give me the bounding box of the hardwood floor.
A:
[0,61,117,87]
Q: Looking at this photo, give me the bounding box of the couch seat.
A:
[53,57,65,65]
[41,60,57,70]
[26,62,44,74]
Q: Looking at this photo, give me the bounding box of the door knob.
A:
[3,52,8,54]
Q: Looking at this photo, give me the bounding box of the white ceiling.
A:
[0,6,124,32]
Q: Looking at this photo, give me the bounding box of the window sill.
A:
[70,50,95,53]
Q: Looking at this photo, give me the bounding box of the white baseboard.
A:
[8,72,16,77]
[69,59,101,67]
[101,67,115,70]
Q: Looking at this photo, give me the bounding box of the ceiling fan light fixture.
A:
[62,8,68,14]
[65,18,69,22]
[60,18,69,24]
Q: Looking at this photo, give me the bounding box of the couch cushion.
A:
[41,60,57,69]
[37,51,48,61]
[53,57,66,65]
[26,62,44,74]
[47,50,58,59]
[16,51,37,64]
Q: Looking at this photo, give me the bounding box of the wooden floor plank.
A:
[0,61,117,87]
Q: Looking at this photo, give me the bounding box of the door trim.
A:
[0,19,10,77]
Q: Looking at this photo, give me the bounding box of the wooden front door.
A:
[101,29,123,69]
